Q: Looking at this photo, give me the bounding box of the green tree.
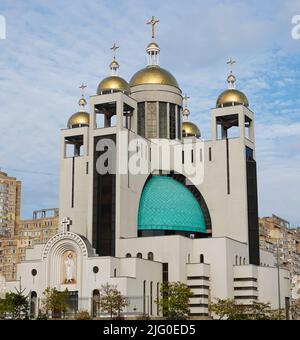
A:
[99,284,129,319]
[42,287,69,319]
[4,289,29,319]
[209,299,284,320]
[156,282,193,320]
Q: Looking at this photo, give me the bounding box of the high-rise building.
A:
[0,208,59,280]
[259,215,300,300]
[0,171,21,237]
[17,208,59,244]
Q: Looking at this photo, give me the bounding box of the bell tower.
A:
[210,59,260,265]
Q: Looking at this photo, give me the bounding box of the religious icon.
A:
[62,251,76,284]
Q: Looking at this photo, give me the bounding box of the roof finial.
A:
[78,83,87,109]
[110,43,120,75]
[226,58,237,89]
[183,94,190,108]
[182,94,191,119]
[147,16,159,40]
[110,43,119,60]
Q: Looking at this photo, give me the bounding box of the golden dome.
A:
[216,89,249,108]
[130,66,179,88]
[146,42,160,51]
[78,97,87,107]
[110,60,120,70]
[182,121,201,138]
[97,76,131,95]
[68,111,90,129]
[182,108,190,117]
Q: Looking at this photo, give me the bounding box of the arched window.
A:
[148,252,154,261]
[137,253,143,259]
[235,256,238,265]
[243,258,246,265]
[126,253,132,258]
[188,254,191,263]
[239,257,242,265]
[200,254,204,264]
[30,291,37,318]
[92,290,100,317]
[114,268,117,277]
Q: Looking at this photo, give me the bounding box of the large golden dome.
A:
[130,66,179,88]
[68,111,90,129]
[216,89,249,108]
[97,76,131,95]
[182,121,201,138]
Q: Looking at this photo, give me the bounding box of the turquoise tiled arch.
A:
[138,176,206,233]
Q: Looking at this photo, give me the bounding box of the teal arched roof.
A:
[138,176,206,233]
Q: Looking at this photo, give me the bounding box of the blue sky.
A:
[0,0,299,226]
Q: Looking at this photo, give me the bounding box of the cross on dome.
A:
[226,58,237,89]
[147,16,159,40]
[110,43,119,60]
[78,83,87,108]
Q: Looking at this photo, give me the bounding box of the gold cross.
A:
[110,43,119,59]
[79,82,87,96]
[147,16,159,39]
[227,58,236,73]
[183,94,190,107]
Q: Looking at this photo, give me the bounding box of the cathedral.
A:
[4,17,290,318]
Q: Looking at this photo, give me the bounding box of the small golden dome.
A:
[68,111,90,129]
[216,89,249,108]
[78,97,87,107]
[130,66,179,88]
[182,121,201,138]
[146,42,160,51]
[110,60,120,70]
[182,108,190,117]
[97,76,131,95]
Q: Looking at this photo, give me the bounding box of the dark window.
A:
[92,290,100,317]
[177,106,181,139]
[246,146,254,161]
[163,263,168,282]
[148,252,154,261]
[159,102,168,138]
[137,253,143,259]
[93,266,99,274]
[200,254,204,264]
[169,104,176,140]
[126,253,132,258]
[31,269,37,277]
[138,102,146,137]
[114,268,117,277]
[150,281,153,315]
[209,147,212,161]
[143,280,146,314]
[93,135,116,257]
